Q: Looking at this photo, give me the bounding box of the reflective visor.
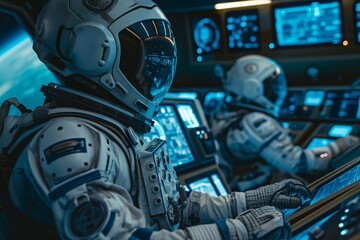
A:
[119,20,177,104]
[263,67,287,106]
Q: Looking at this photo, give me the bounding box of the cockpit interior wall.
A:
[0,0,48,37]
[154,0,360,89]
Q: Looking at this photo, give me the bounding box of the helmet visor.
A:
[263,67,287,107]
[119,20,177,104]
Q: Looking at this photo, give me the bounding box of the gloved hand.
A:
[333,135,359,154]
[237,206,291,240]
[245,179,311,210]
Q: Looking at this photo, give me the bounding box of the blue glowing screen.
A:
[284,164,360,218]
[189,177,218,197]
[226,11,260,50]
[165,92,198,100]
[146,105,195,167]
[356,3,360,43]
[323,91,360,119]
[304,90,325,106]
[177,105,200,129]
[279,91,303,117]
[274,1,342,47]
[328,125,353,138]
[306,138,335,150]
[312,164,360,204]
[0,32,59,114]
[192,15,222,62]
[187,173,228,197]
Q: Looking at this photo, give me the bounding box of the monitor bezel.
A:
[160,98,215,173]
[271,0,344,49]
[224,9,262,52]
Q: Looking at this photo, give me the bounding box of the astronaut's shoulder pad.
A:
[242,112,282,139]
[34,118,100,185]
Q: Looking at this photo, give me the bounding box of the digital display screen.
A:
[274,1,342,47]
[322,91,360,119]
[146,105,195,167]
[189,177,218,197]
[165,92,198,100]
[328,125,353,138]
[187,173,228,197]
[284,164,360,217]
[191,14,222,62]
[306,138,335,150]
[304,90,325,106]
[177,105,200,129]
[226,10,260,50]
[279,91,304,117]
[0,30,59,115]
[312,164,360,204]
[356,2,360,43]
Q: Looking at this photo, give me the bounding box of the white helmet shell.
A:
[34,0,177,121]
[223,55,287,117]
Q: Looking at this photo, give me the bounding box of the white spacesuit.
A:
[213,55,359,189]
[0,2,311,240]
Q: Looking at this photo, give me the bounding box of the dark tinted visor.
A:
[119,20,177,104]
[263,68,287,105]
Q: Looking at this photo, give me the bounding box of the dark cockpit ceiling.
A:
[153,0,360,89]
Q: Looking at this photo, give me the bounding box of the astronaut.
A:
[0,1,311,239]
[212,55,359,190]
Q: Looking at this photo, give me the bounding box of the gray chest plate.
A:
[138,138,180,230]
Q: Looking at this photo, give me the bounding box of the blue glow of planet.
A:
[0,33,59,114]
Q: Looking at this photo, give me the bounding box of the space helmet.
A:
[33,0,177,121]
[223,55,287,117]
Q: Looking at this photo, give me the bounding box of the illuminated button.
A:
[340,229,349,236]
[338,223,344,228]
[344,209,350,213]
[341,215,347,221]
